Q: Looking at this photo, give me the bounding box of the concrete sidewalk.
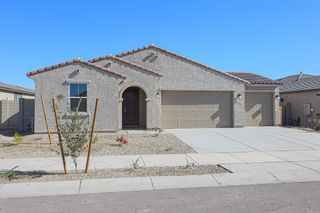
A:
[1,150,320,172]
[2,170,320,199]
[1,151,320,198]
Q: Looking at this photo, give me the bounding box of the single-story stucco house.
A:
[27,45,281,133]
[278,72,320,128]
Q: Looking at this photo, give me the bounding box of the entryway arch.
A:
[122,86,147,129]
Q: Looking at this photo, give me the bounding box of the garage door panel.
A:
[162,120,179,129]
[162,91,233,129]
[163,110,178,118]
[245,92,273,126]
[197,111,216,120]
[180,120,197,128]
[180,109,197,117]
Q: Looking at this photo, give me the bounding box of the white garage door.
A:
[162,91,233,129]
[245,92,273,126]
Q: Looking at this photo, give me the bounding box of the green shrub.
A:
[13,132,22,144]
[60,110,88,172]
[93,135,99,144]
[315,119,320,131]
[1,166,19,181]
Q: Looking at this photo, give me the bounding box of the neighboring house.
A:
[27,44,281,133]
[0,82,34,131]
[0,81,34,101]
[278,72,320,128]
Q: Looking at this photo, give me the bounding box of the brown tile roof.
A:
[115,44,250,84]
[227,72,282,85]
[89,55,162,76]
[26,58,126,79]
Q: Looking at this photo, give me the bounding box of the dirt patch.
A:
[0,165,227,184]
[0,133,195,158]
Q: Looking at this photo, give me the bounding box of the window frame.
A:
[69,83,88,112]
[14,93,22,101]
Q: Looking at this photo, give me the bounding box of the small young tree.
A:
[60,107,88,172]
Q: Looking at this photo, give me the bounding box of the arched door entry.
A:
[122,87,146,129]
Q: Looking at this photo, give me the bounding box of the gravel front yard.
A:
[0,165,227,184]
[0,132,195,158]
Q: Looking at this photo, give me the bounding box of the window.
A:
[69,83,87,112]
[14,93,22,101]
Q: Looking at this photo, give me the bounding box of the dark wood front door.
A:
[123,87,139,126]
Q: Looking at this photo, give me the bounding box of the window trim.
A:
[14,93,22,101]
[69,83,88,112]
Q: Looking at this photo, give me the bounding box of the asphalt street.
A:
[1,182,320,213]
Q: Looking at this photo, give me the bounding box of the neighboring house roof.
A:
[115,44,250,84]
[89,55,162,76]
[0,81,34,95]
[277,72,315,84]
[279,75,320,93]
[227,72,282,85]
[26,58,126,79]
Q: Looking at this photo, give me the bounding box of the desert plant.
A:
[13,132,22,144]
[1,166,19,181]
[93,135,99,144]
[164,147,173,152]
[314,119,320,131]
[60,109,89,172]
[131,156,144,169]
[152,128,162,137]
[183,158,195,169]
[115,135,128,146]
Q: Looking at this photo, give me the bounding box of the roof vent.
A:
[142,53,155,62]
[297,71,303,81]
[104,62,111,68]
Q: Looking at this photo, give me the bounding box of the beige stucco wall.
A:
[281,90,320,127]
[30,63,123,133]
[29,48,280,131]
[92,58,161,129]
[120,48,247,127]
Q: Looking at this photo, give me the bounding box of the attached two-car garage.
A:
[161,91,233,128]
[161,91,274,129]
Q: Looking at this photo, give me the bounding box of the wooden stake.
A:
[41,95,52,145]
[52,98,67,174]
[85,98,99,173]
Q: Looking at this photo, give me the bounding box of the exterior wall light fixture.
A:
[237,94,242,100]
[156,89,161,99]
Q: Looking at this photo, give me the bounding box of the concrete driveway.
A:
[166,127,320,153]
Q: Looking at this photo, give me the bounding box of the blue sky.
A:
[1,0,319,89]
